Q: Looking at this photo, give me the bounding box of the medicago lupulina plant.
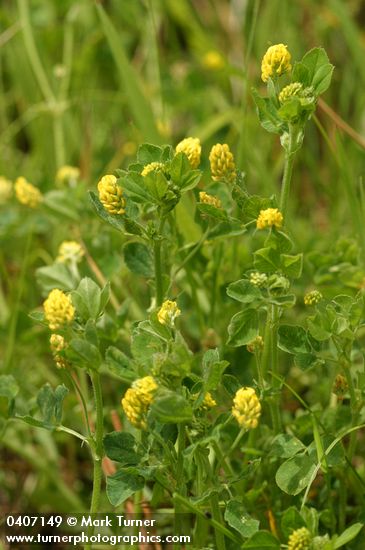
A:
[2,44,365,549]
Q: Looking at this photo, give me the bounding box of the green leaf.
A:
[54,385,69,425]
[96,5,160,143]
[123,242,153,277]
[226,280,262,304]
[72,277,102,320]
[227,309,259,347]
[295,353,324,371]
[202,349,229,392]
[106,470,145,506]
[252,89,284,134]
[36,384,68,427]
[242,530,280,549]
[300,47,334,94]
[137,144,164,164]
[36,263,78,293]
[275,453,316,495]
[0,375,19,400]
[196,202,228,221]
[334,523,363,548]
[102,346,136,382]
[121,172,153,204]
[280,507,306,539]
[269,294,296,308]
[68,339,101,369]
[253,247,280,273]
[103,432,143,465]
[224,500,259,538]
[278,325,310,354]
[280,253,303,279]
[150,392,193,424]
[170,152,201,191]
[270,434,305,459]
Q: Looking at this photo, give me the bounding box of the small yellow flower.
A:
[256,208,283,229]
[304,290,323,306]
[97,174,125,215]
[199,191,222,209]
[261,43,291,82]
[56,165,80,185]
[202,50,225,70]
[15,177,42,208]
[0,177,13,204]
[50,334,68,369]
[57,241,84,263]
[201,392,216,409]
[209,143,236,183]
[43,289,75,331]
[141,162,165,177]
[246,336,264,353]
[279,82,303,103]
[175,137,201,169]
[250,272,268,287]
[157,300,181,326]
[121,376,157,429]
[232,387,261,430]
[287,527,312,550]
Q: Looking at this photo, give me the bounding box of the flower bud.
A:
[43,289,75,330]
[256,208,283,229]
[15,177,42,208]
[175,137,201,168]
[287,527,312,550]
[157,300,181,326]
[209,143,236,183]
[199,191,222,208]
[97,174,125,215]
[232,387,261,430]
[261,44,291,82]
[121,376,157,429]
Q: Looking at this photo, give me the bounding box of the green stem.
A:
[343,367,359,461]
[85,372,104,550]
[209,493,226,550]
[279,127,296,217]
[261,306,281,432]
[154,216,166,306]
[174,423,186,549]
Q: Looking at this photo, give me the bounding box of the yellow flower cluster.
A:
[201,392,217,409]
[256,208,283,229]
[0,177,13,204]
[279,82,303,103]
[261,44,291,82]
[232,387,261,430]
[15,177,42,208]
[287,527,312,550]
[175,137,201,169]
[246,335,264,353]
[121,376,157,429]
[304,290,323,306]
[97,174,125,215]
[199,191,222,209]
[157,300,181,326]
[250,272,268,287]
[141,162,165,177]
[57,241,84,263]
[209,143,236,183]
[56,165,80,185]
[43,289,75,330]
[50,334,68,369]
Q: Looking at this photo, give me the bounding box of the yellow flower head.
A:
[279,82,303,103]
[141,162,165,177]
[97,174,125,215]
[199,191,222,209]
[0,177,13,204]
[57,241,84,264]
[209,143,236,183]
[121,376,157,429]
[232,387,261,430]
[15,177,42,208]
[157,300,181,326]
[287,527,312,550]
[50,334,68,369]
[201,392,217,409]
[175,137,201,169]
[304,290,323,306]
[261,43,291,82]
[43,289,75,330]
[56,165,80,185]
[256,208,283,229]
[250,272,268,288]
[202,50,225,71]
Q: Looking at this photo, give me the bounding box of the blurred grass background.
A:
[1,0,365,520]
